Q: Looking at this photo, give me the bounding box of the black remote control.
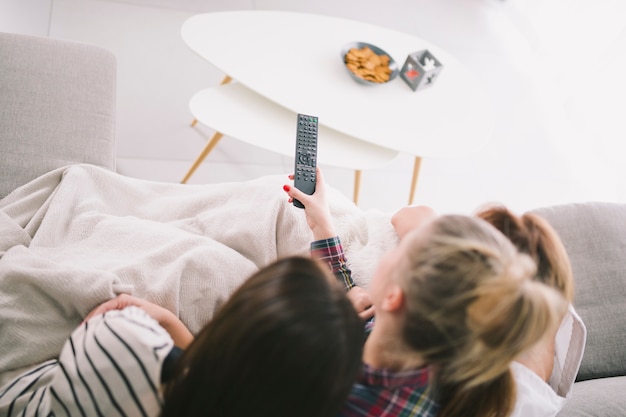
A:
[293,113,318,209]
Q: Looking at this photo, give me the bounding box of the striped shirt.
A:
[0,306,174,417]
[311,237,440,417]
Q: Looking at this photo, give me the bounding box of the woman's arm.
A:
[284,169,374,320]
[84,294,194,349]
[283,168,336,240]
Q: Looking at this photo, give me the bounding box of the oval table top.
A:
[189,82,399,170]
[182,10,494,158]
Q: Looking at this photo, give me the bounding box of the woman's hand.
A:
[347,286,375,320]
[283,168,337,240]
[84,294,194,348]
[83,294,159,322]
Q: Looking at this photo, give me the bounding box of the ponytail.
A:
[437,373,516,417]
[462,269,566,385]
[399,215,568,417]
[476,205,575,302]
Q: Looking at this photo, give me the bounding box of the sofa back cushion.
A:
[0,32,116,199]
[531,202,626,381]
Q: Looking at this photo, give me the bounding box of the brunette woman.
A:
[0,257,365,417]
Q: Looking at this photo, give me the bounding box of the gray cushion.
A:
[557,376,626,417]
[0,32,116,199]
[531,202,626,381]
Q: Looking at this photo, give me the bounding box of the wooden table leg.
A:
[353,170,362,205]
[408,156,422,205]
[183,74,233,182]
[190,75,232,127]
[180,132,224,184]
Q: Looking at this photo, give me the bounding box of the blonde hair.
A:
[397,215,567,417]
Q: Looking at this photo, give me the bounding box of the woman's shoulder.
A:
[0,306,175,417]
[510,361,566,417]
[59,306,175,416]
[509,304,586,417]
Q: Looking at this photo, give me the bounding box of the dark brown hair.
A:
[160,256,364,417]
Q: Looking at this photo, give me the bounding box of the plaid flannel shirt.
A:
[310,236,356,289]
[339,364,439,417]
[311,236,440,417]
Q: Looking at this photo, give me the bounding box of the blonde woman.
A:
[475,206,585,416]
[284,170,568,417]
[392,204,586,416]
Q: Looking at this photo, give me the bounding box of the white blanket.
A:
[0,164,397,375]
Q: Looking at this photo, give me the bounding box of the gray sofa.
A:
[0,31,116,200]
[532,203,626,417]
[1,32,625,416]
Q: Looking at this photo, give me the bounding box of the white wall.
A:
[2,0,625,214]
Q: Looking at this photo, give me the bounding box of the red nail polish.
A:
[283,185,290,191]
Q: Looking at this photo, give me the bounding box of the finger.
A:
[82,294,128,323]
[314,167,322,184]
[82,311,97,324]
[358,305,376,320]
[282,185,296,204]
[315,167,323,181]
[313,169,327,196]
[287,184,310,204]
[82,303,110,323]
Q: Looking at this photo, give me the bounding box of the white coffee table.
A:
[187,82,399,202]
[181,10,494,203]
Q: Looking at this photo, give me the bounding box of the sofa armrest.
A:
[0,32,116,199]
